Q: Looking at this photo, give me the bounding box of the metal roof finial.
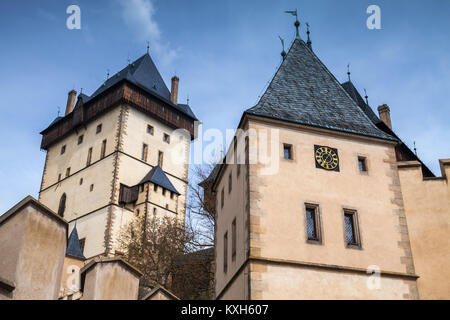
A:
[279,36,286,60]
[285,9,301,40]
[187,94,190,105]
[414,141,418,156]
[106,69,110,80]
[364,88,369,106]
[57,106,60,117]
[146,41,150,54]
[347,63,351,82]
[306,22,312,49]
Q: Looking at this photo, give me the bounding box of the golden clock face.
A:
[314,145,339,171]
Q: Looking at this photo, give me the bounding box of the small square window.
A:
[163,133,170,144]
[78,135,84,145]
[96,124,102,134]
[61,145,66,155]
[283,144,293,160]
[147,125,154,135]
[358,157,367,172]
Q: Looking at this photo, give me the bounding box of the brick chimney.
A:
[65,90,77,115]
[170,76,179,105]
[377,104,392,130]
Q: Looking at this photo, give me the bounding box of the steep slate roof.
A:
[86,53,197,120]
[245,39,396,141]
[140,166,180,195]
[66,224,85,260]
[341,81,381,125]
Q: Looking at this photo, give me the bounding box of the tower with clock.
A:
[206,14,449,300]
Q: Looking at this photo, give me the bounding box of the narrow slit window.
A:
[221,188,224,208]
[96,124,102,134]
[223,231,228,274]
[142,144,148,162]
[228,171,232,193]
[86,147,92,166]
[158,151,164,167]
[232,218,236,261]
[305,205,321,242]
[78,135,84,145]
[66,167,71,177]
[79,238,85,254]
[61,145,66,155]
[101,139,107,159]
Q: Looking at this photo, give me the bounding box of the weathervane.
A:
[279,36,286,60]
[57,106,60,117]
[285,9,300,40]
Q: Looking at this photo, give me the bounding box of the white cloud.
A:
[118,0,178,66]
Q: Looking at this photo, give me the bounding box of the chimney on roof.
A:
[65,90,77,115]
[377,104,392,130]
[170,76,179,105]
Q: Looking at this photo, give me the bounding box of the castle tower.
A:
[38,53,198,259]
[209,38,423,299]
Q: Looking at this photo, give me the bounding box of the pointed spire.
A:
[306,22,312,49]
[285,9,301,40]
[66,224,86,260]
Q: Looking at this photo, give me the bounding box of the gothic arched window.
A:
[58,193,66,217]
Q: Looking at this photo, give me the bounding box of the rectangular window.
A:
[66,167,71,177]
[163,133,170,144]
[232,218,236,261]
[78,135,84,145]
[237,155,241,176]
[228,172,232,193]
[140,185,144,193]
[142,144,148,162]
[283,144,293,160]
[101,140,107,159]
[154,184,158,192]
[147,125,154,135]
[90,184,94,192]
[96,124,102,134]
[58,174,61,182]
[79,238,85,254]
[162,189,166,196]
[344,210,360,247]
[61,145,66,155]
[86,147,92,166]
[221,188,224,208]
[223,232,228,274]
[358,156,367,172]
[305,205,321,242]
[158,151,164,167]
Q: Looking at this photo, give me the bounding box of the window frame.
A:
[147,124,154,135]
[100,139,107,159]
[283,143,293,160]
[163,133,170,144]
[342,209,362,249]
[231,218,236,261]
[142,143,148,162]
[223,231,228,274]
[304,203,322,244]
[86,147,93,166]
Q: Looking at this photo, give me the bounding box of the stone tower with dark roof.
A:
[38,52,198,259]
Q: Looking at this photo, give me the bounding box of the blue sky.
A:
[0,0,449,213]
